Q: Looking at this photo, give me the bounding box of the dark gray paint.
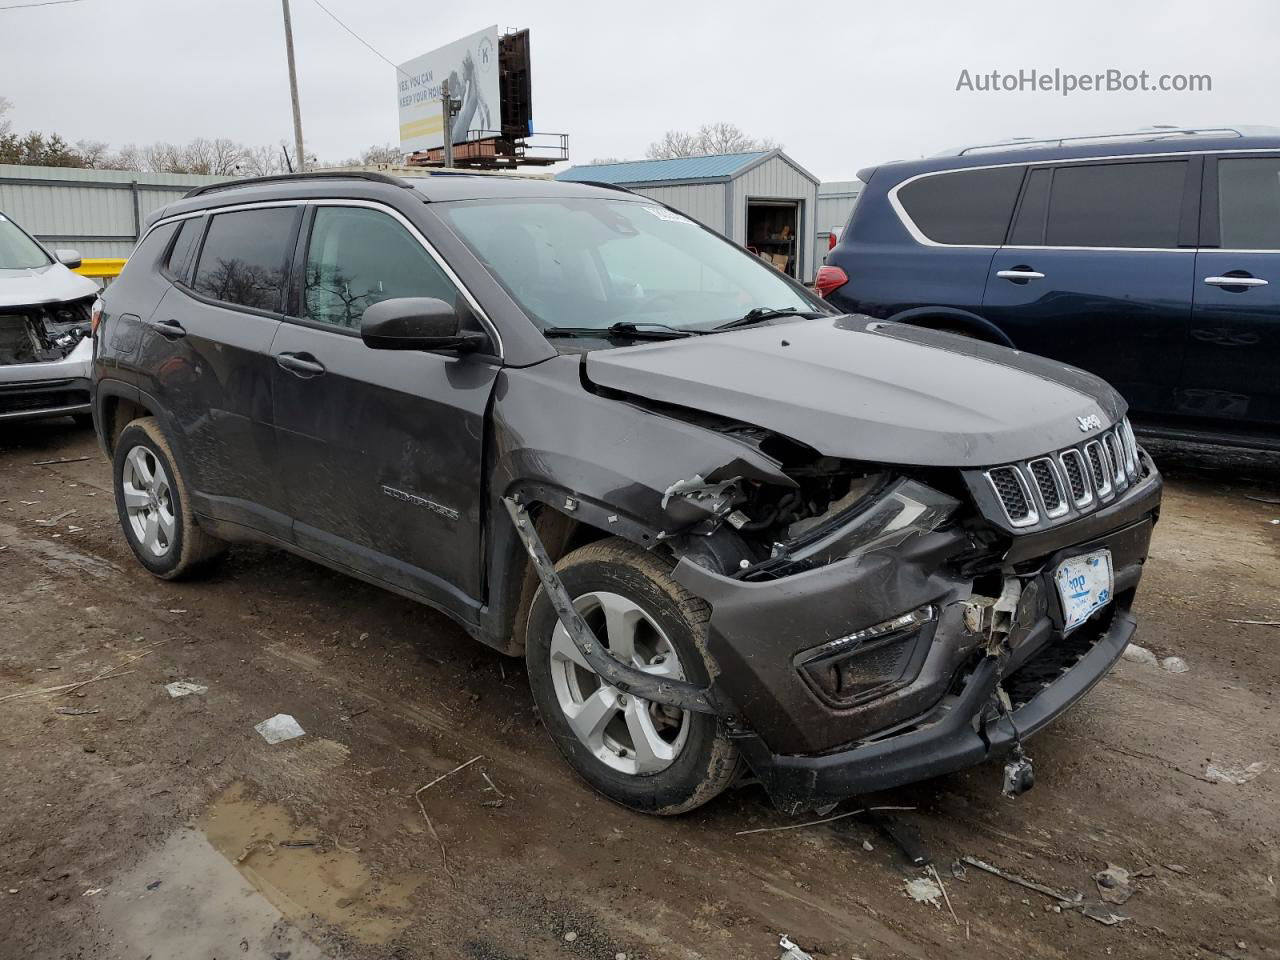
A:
[585,315,1127,468]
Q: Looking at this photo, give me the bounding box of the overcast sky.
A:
[3,0,1277,180]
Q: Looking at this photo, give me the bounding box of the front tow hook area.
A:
[988,684,1035,798]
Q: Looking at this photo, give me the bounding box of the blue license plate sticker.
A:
[1054,549,1114,630]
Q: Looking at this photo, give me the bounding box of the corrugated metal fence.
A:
[0,165,229,259]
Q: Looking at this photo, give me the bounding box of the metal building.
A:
[557,150,820,281]
[815,179,863,255]
[0,164,228,259]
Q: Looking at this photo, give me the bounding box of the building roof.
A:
[557,151,776,185]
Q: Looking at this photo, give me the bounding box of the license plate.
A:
[1054,549,1114,630]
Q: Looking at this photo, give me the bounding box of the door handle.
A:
[996,269,1046,281]
[150,318,187,340]
[275,352,326,377]
[1204,275,1268,288]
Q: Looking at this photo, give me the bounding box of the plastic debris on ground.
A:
[904,876,943,907]
[1121,643,1158,665]
[1160,656,1189,673]
[164,681,208,698]
[1093,865,1136,904]
[254,714,305,744]
[778,934,815,960]
[1204,760,1269,785]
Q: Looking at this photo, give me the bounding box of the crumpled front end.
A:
[494,354,1162,812]
[0,295,94,421]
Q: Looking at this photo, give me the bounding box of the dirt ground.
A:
[1,420,1277,960]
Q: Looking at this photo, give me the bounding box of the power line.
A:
[0,0,84,9]
[306,0,410,80]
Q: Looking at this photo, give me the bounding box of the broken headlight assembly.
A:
[793,604,937,707]
[738,478,960,581]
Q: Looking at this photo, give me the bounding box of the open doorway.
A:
[745,200,801,279]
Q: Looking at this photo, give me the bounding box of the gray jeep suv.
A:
[93,172,1161,814]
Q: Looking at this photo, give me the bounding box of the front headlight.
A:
[742,478,959,580]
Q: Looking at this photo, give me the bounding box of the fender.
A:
[888,306,1015,348]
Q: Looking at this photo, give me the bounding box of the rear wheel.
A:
[112,417,226,579]
[525,538,739,814]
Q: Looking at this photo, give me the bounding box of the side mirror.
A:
[55,248,83,270]
[360,297,487,353]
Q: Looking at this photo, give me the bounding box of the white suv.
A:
[0,209,99,425]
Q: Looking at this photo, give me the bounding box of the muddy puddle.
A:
[200,781,421,945]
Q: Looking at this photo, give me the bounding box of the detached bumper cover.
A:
[735,604,1134,811]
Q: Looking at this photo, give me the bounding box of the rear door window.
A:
[301,206,456,330]
[897,167,1024,244]
[1216,157,1280,249]
[191,207,296,312]
[1044,161,1186,248]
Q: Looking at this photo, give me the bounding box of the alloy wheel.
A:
[549,590,691,775]
[121,445,176,558]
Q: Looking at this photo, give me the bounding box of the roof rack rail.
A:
[184,170,412,199]
[944,126,1248,157]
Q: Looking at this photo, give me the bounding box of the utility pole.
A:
[280,0,306,172]
[441,79,454,169]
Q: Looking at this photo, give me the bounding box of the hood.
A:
[0,263,99,309]
[583,316,1126,468]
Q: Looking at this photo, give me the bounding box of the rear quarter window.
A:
[191,206,296,312]
[896,167,1024,245]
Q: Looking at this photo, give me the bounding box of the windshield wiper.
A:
[713,306,826,331]
[542,321,702,341]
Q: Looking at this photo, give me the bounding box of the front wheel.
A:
[525,538,739,815]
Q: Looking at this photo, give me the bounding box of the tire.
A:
[525,537,740,815]
[112,416,226,579]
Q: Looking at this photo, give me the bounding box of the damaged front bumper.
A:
[0,337,92,422]
[671,460,1161,813]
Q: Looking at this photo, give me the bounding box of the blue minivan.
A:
[820,127,1280,449]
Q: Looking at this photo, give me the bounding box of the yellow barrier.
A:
[73,258,127,281]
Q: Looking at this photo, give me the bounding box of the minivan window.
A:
[1045,161,1185,248]
[0,212,51,269]
[165,217,202,280]
[191,207,295,312]
[897,167,1024,245]
[1217,157,1280,249]
[440,197,816,331]
[303,206,456,330]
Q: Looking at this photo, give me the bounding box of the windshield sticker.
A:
[642,206,693,225]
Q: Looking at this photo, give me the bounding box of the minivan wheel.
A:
[112,417,226,579]
[525,538,739,815]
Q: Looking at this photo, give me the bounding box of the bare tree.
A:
[360,143,403,164]
[646,122,781,159]
[74,139,112,168]
[645,129,702,160]
[0,96,12,137]
[208,138,246,175]
[238,143,286,177]
[113,143,143,171]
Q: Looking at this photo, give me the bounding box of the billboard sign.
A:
[397,26,500,153]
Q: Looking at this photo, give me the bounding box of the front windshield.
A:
[439,197,822,331]
[0,213,51,270]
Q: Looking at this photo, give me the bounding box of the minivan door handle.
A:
[149,318,187,340]
[1204,275,1268,288]
[275,351,326,377]
[996,268,1046,281]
